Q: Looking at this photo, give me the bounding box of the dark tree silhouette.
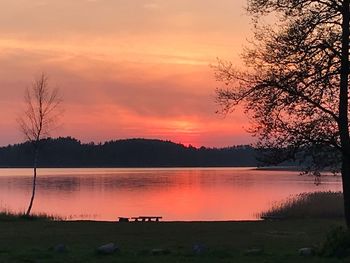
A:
[0,137,258,168]
[215,0,350,226]
[18,74,62,216]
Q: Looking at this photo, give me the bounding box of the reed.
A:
[0,209,61,221]
[260,191,344,219]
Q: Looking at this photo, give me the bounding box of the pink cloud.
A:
[0,0,253,147]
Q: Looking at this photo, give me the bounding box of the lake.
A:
[0,168,342,221]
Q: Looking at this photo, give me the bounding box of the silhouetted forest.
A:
[0,137,258,167]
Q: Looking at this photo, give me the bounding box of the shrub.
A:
[319,226,350,258]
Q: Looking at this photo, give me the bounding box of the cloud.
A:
[143,2,160,10]
[0,44,252,147]
[0,0,254,147]
[33,1,48,6]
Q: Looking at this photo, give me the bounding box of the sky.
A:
[0,0,254,147]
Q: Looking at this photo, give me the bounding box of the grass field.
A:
[0,218,346,263]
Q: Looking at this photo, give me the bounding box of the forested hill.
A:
[0,137,258,168]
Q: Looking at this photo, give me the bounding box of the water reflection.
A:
[0,168,342,221]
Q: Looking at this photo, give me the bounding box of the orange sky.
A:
[0,0,254,147]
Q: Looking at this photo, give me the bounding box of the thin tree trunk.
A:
[339,0,350,227]
[25,147,39,216]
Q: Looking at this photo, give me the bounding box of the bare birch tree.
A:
[215,0,350,226]
[18,73,62,216]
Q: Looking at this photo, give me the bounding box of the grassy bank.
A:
[0,218,346,262]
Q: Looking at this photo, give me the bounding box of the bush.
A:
[319,226,350,258]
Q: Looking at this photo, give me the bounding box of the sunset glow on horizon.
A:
[0,0,254,147]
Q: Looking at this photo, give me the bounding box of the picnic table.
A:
[118,216,163,222]
[131,216,162,222]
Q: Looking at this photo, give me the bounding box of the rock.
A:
[151,248,170,255]
[53,244,67,253]
[118,217,129,222]
[97,243,118,254]
[298,247,314,256]
[192,244,207,255]
[244,248,264,256]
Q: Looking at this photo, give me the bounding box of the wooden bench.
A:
[131,216,162,222]
[118,217,130,222]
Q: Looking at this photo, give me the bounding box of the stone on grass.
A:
[244,248,264,256]
[298,247,314,257]
[53,244,67,253]
[151,248,171,255]
[97,243,118,255]
[192,244,207,255]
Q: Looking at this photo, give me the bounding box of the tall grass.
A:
[260,191,344,219]
[0,209,61,221]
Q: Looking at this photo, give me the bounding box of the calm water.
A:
[0,168,342,221]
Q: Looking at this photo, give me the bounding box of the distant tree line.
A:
[0,137,258,168]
